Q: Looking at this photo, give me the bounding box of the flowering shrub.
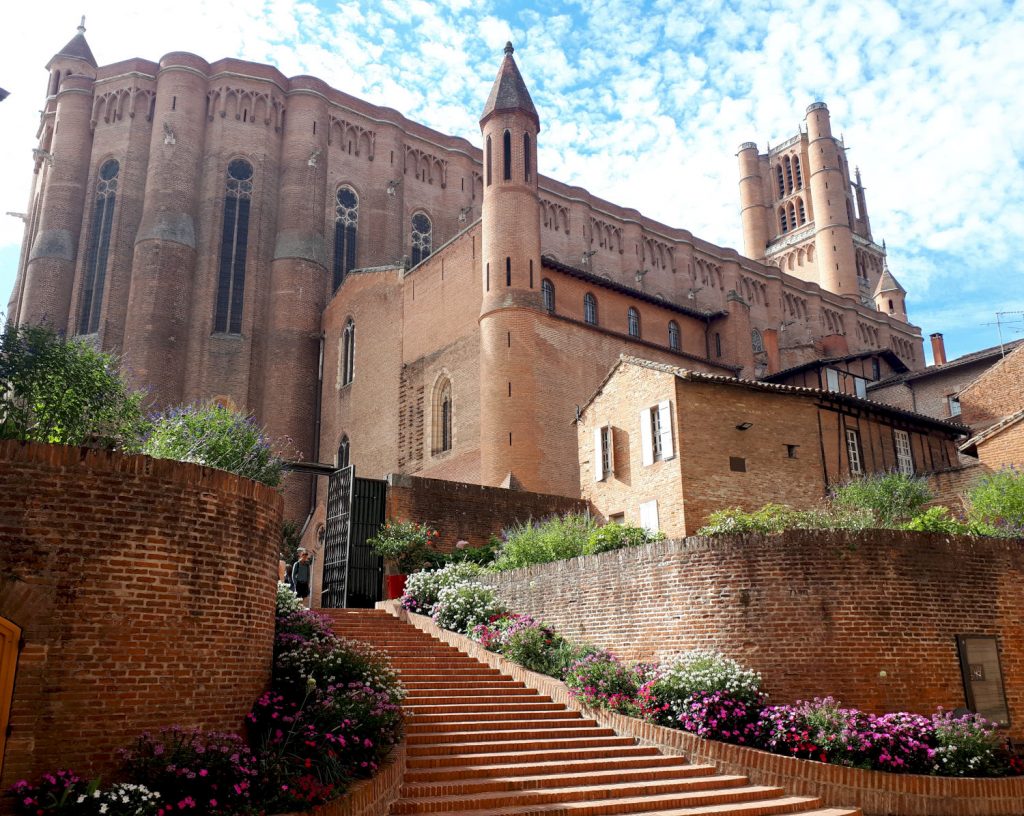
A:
[832,472,933,525]
[275,582,304,616]
[675,690,763,745]
[6,774,162,816]
[431,582,506,633]
[119,728,258,815]
[472,614,561,674]
[698,503,874,535]
[563,653,652,715]
[400,562,482,615]
[642,650,763,724]
[367,520,437,572]
[143,404,285,487]
[931,710,1009,777]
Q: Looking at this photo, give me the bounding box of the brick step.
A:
[398,665,505,674]
[403,679,525,690]
[406,716,593,733]
[406,745,662,769]
[401,763,721,796]
[403,754,692,783]
[403,690,541,701]
[408,725,617,745]
[408,709,582,725]
[405,701,564,715]
[390,784,804,815]
[409,733,637,756]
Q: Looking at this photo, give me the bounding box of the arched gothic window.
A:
[668,320,680,351]
[523,133,531,181]
[333,186,358,291]
[584,292,598,325]
[541,278,555,312]
[214,159,253,334]
[783,156,793,194]
[77,158,119,334]
[793,156,803,189]
[627,307,641,338]
[432,377,453,454]
[411,212,432,266]
[338,435,350,468]
[775,165,785,199]
[502,129,512,181]
[341,318,355,386]
[797,197,807,225]
[779,207,789,233]
[752,329,765,353]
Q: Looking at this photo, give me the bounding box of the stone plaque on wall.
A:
[956,635,1010,726]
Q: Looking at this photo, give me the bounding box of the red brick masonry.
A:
[478,530,1024,740]
[0,441,283,789]
[389,603,1024,816]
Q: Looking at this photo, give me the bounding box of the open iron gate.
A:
[321,465,387,608]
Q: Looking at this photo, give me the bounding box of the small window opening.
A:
[786,445,799,459]
[729,456,747,472]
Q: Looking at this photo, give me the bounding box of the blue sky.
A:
[2,0,1022,361]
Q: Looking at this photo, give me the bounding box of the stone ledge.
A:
[382,602,1024,816]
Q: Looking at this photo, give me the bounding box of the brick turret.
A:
[737,141,769,259]
[18,22,97,328]
[478,43,543,488]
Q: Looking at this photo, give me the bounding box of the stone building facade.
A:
[9,28,927,521]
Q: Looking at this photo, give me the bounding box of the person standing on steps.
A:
[291,548,312,605]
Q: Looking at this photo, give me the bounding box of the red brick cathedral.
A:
[9,26,924,521]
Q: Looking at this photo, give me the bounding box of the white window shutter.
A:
[639,499,660,533]
[658,400,674,460]
[593,426,604,482]
[640,408,654,466]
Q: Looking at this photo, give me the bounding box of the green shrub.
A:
[902,506,981,535]
[143,403,285,486]
[550,639,606,680]
[643,650,763,725]
[431,582,505,633]
[502,626,564,676]
[0,322,148,449]
[697,503,873,536]
[585,523,663,554]
[966,468,1024,536]
[563,653,647,715]
[367,520,437,572]
[832,472,932,525]
[493,514,598,570]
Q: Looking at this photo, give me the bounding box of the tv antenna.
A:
[983,311,1024,355]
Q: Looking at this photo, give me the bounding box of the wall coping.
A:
[0,440,284,509]
[382,603,1024,816]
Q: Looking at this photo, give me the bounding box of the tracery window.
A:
[668,320,680,351]
[411,212,432,266]
[752,329,765,353]
[338,435,350,468]
[341,318,355,386]
[584,292,598,325]
[333,186,358,291]
[628,307,641,338]
[541,278,555,312]
[432,377,453,454]
[775,165,785,198]
[214,159,253,334]
[77,158,119,335]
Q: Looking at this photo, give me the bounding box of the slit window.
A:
[502,129,512,180]
[523,133,531,181]
[340,318,356,386]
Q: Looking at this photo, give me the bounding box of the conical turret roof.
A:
[47,20,97,70]
[480,42,540,131]
[874,260,906,296]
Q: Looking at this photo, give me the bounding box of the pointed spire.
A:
[480,42,540,131]
[873,258,906,296]
[47,19,97,70]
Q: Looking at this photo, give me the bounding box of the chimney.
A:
[930,332,947,366]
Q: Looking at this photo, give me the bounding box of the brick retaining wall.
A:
[478,530,1024,739]
[0,441,283,789]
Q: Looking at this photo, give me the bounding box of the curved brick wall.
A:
[480,530,1024,739]
[0,441,282,787]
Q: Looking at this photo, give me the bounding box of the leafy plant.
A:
[931,710,1008,777]
[493,514,598,570]
[143,403,285,486]
[431,582,505,633]
[902,506,978,535]
[400,562,483,615]
[698,503,874,536]
[832,472,932,525]
[367,520,437,573]
[585,523,663,554]
[966,468,1024,536]
[0,323,148,449]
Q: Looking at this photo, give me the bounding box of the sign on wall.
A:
[956,634,1010,726]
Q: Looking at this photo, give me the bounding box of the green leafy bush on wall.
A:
[831,472,933,525]
[966,468,1024,537]
[0,322,148,450]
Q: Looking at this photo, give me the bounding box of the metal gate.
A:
[321,466,386,608]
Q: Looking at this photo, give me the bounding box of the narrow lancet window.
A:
[77,159,119,335]
[333,186,358,291]
[214,159,253,334]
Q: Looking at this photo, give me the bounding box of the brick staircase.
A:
[323,609,859,816]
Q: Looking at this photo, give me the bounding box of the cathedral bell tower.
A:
[478,43,543,488]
